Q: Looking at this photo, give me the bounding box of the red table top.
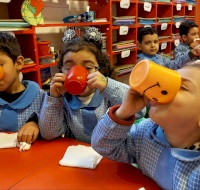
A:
[0,138,161,190]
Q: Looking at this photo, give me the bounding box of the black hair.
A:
[58,36,114,78]
[0,32,22,63]
[179,20,198,36]
[138,27,158,43]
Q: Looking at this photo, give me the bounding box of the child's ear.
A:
[137,41,142,50]
[181,35,187,42]
[15,56,24,71]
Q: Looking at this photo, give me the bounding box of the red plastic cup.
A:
[64,65,88,95]
[0,67,4,81]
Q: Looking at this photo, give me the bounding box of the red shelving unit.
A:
[3,0,198,86]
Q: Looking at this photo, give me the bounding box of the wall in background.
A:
[36,0,88,53]
[36,0,88,74]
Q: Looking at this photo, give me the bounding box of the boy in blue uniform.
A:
[137,27,200,68]
[0,32,45,143]
[92,62,200,190]
[174,20,199,60]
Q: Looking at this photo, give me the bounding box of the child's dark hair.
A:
[179,20,198,36]
[58,36,114,78]
[0,32,22,63]
[138,27,158,43]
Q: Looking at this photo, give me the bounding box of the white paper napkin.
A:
[0,132,18,148]
[59,145,103,169]
[0,132,31,151]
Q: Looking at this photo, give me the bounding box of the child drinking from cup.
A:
[0,32,45,144]
[39,27,146,143]
[174,20,199,60]
[91,61,200,190]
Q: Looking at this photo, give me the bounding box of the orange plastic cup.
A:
[0,67,4,81]
[129,59,181,103]
[64,65,88,95]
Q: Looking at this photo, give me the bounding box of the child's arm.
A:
[38,93,66,140]
[91,88,149,163]
[163,45,200,69]
[173,45,190,60]
[38,73,67,140]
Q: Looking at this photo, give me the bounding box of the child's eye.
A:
[84,66,100,73]
[180,85,188,91]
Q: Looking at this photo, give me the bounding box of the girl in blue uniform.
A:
[39,27,146,143]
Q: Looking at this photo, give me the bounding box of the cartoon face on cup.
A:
[0,67,4,81]
[64,65,88,95]
[129,59,181,104]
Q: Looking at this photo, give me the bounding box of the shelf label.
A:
[0,0,11,2]
[175,22,181,28]
[119,26,129,35]
[161,23,168,30]
[120,0,130,9]
[188,5,193,10]
[174,39,180,46]
[161,42,167,50]
[121,50,130,58]
[144,2,152,12]
[144,25,151,28]
[176,4,182,11]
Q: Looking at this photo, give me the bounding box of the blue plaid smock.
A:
[173,42,199,61]
[174,42,191,60]
[91,115,200,190]
[39,78,146,143]
[0,80,45,131]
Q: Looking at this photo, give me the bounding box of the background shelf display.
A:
[0,0,198,87]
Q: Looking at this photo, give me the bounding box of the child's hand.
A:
[190,38,200,49]
[87,71,108,92]
[191,45,200,56]
[115,88,149,120]
[17,121,39,144]
[50,73,67,98]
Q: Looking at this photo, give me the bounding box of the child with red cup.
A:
[39,27,146,143]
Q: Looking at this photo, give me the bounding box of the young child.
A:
[38,27,146,144]
[0,32,45,143]
[137,27,200,68]
[174,20,199,60]
[91,62,200,190]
